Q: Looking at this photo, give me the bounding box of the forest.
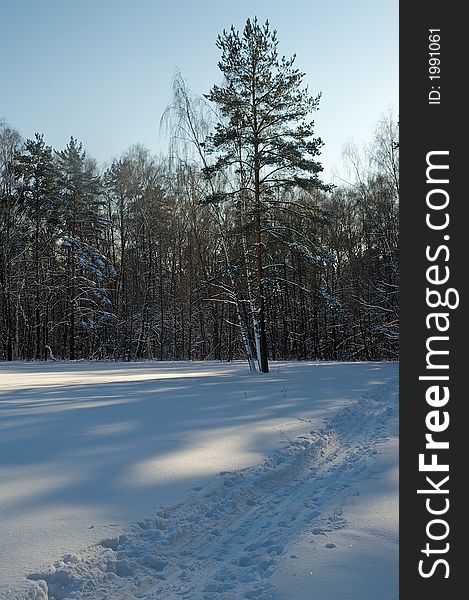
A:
[0,19,398,370]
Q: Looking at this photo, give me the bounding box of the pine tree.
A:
[56,137,114,359]
[15,134,59,359]
[205,17,329,372]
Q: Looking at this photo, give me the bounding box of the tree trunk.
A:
[254,148,269,373]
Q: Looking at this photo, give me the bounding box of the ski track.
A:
[9,381,397,600]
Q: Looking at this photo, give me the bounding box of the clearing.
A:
[0,361,398,599]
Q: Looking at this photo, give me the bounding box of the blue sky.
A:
[0,0,398,180]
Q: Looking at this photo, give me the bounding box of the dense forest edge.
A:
[0,19,398,369]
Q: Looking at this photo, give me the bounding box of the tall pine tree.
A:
[56,137,114,359]
[205,17,329,372]
[15,134,59,359]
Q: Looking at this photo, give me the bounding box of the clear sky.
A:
[0,0,398,181]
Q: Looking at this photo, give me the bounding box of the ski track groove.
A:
[13,381,397,600]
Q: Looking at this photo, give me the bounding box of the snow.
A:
[0,360,398,599]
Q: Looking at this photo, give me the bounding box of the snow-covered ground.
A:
[0,361,398,599]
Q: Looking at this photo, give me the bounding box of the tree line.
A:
[0,18,398,369]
